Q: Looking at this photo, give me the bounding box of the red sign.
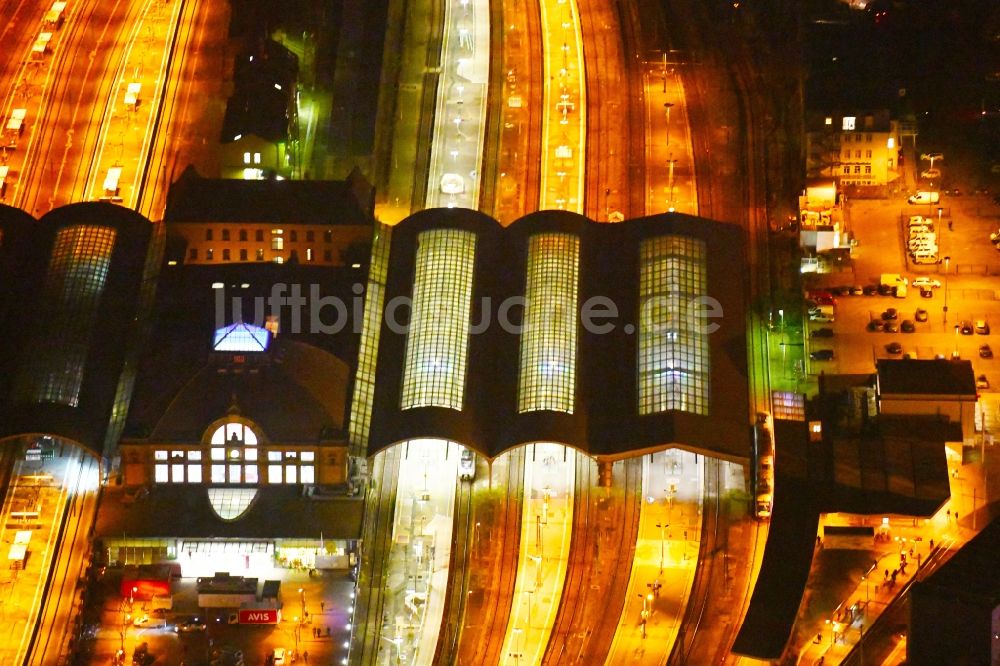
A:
[238,608,279,624]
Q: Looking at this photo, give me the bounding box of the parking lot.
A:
[804,191,1000,388]
[87,569,353,666]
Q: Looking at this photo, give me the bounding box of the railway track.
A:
[577,0,630,221]
[454,447,525,665]
[25,452,99,666]
[669,455,723,665]
[541,455,642,664]
[431,453,476,664]
[350,446,402,666]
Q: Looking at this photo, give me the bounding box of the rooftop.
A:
[164,166,373,226]
[915,517,1000,607]
[876,359,977,397]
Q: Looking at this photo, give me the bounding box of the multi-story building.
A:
[164,166,374,267]
[805,109,907,188]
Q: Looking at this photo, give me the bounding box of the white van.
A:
[908,191,940,205]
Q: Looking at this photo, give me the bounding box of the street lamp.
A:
[655,522,668,571]
[663,103,674,146]
[943,256,950,324]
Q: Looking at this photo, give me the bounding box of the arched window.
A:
[209,422,259,484]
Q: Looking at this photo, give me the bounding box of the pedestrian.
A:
[326,626,331,637]
[948,220,953,231]
[884,568,889,580]
[314,627,319,638]
[320,601,325,613]
[930,539,934,549]
[303,650,309,664]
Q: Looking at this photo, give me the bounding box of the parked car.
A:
[920,287,933,298]
[132,614,150,627]
[866,320,884,332]
[961,321,974,335]
[881,308,898,321]
[911,277,941,289]
[810,349,835,361]
[877,284,895,296]
[810,327,835,338]
[886,342,903,354]
[884,322,899,333]
[976,320,990,335]
[862,285,879,296]
[901,320,916,333]
[807,290,835,301]
[980,344,993,359]
[915,308,929,322]
[849,285,865,295]
[903,351,918,360]
[175,618,207,633]
[831,285,852,296]
[977,374,990,389]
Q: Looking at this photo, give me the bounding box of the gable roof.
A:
[164,166,373,226]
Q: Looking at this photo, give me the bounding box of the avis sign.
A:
[238,608,279,624]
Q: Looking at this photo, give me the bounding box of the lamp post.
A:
[299,587,305,618]
[663,103,674,147]
[655,522,667,571]
[943,256,950,324]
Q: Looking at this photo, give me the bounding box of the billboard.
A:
[237,608,279,624]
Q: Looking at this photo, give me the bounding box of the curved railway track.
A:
[454,447,525,665]
[431,453,475,664]
[541,455,642,665]
[25,452,98,666]
[350,446,402,665]
[488,0,543,221]
[577,0,630,221]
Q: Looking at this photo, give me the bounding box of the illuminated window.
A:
[273,256,284,264]
[187,451,201,461]
[301,451,315,462]
[253,152,261,165]
[637,235,710,415]
[256,248,264,261]
[211,448,225,461]
[268,451,282,461]
[842,116,856,131]
[187,464,202,483]
[400,229,477,410]
[285,465,298,484]
[155,465,168,483]
[155,450,168,460]
[306,248,313,262]
[824,117,832,125]
[243,152,251,164]
[206,249,214,261]
[171,464,184,482]
[17,226,116,407]
[229,464,241,483]
[301,465,315,484]
[268,464,283,483]
[271,229,284,251]
[245,449,257,461]
[244,465,258,483]
[887,137,895,149]
[211,465,226,483]
[208,487,259,520]
[518,234,579,413]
